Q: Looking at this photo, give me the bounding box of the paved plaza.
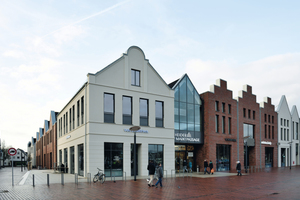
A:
[1,166,300,199]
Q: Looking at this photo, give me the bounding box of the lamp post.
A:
[288,142,292,170]
[130,126,140,181]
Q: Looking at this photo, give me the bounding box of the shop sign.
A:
[124,129,148,133]
[188,152,193,157]
[225,138,236,142]
[66,135,71,139]
[175,132,200,142]
[261,141,272,145]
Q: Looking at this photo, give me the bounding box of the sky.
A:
[1,0,300,151]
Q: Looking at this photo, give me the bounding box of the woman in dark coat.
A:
[209,160,214,175]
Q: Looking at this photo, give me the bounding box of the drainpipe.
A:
[259,107,262,168]
[85,82,87,177]
[237,101,239,160]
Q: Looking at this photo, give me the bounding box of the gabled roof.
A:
[168,73,200,95]
[276,95,291,116]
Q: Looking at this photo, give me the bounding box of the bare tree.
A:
[1,140,11,167]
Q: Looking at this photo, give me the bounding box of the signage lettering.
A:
[225,138,236,142]
[124,129,148,133]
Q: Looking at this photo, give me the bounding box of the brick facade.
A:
[197,79,278,172]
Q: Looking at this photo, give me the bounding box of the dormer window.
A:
[131,69,140,86]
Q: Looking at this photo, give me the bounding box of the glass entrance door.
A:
[265,147,273,168]
[216,144,231,171]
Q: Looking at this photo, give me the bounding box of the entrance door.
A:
[131,144,139,176]
[216,145,231,171]
[175,151,186,172]
[265,147,273,168]
[281,148,286,167]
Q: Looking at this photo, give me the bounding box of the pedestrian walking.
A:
[209,160,214,175]
[147,160,155,187]
[155,163,163,188]
[189,160,193,173]
[236,161,242,176]
[183,160,187,172]
[204,159,209,174]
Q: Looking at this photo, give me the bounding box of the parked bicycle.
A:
[93,168,106,183]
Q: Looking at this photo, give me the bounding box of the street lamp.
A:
[130,126,140,181]
[288,142,292,170]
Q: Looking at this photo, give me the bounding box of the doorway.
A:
[265,147,273,168]
[281,148,286,167]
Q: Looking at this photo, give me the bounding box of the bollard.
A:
[123,172,126,181]
[47,174,50,186]
[197,165,199,173]
[171,169,175,178]
[75,173,78,184]
[164,170,167,178]
[87,173,91,183]
[61,173,64,185]
[33,174,35,187]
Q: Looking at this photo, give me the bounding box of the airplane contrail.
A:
[41,0,130,39]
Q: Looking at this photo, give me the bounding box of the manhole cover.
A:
[0,190,9,193]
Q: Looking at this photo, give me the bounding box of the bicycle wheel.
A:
[93,175,99,183]
[100,174,105,184]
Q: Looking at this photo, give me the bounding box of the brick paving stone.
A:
[2,166,300,199]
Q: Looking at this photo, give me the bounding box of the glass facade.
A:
[104,143,123,177]
[173,75,202,144]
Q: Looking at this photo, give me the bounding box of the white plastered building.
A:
[276,95,299,167]
[57,46,175,178]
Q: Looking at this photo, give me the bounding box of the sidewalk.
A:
[1,166,300,199]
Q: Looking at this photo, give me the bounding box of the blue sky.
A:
[1,0,300,150]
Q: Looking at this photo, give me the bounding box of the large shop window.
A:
[70,146,75,174]
[216,144,231,171]
[104,143,123,177]
[122,96,132,125]
[148,144,164,167]
[78,144,84,176]
[104,93,115,123]
[243,124,254,138]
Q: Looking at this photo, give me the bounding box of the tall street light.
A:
[130,126,140,181]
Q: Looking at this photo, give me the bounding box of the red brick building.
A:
[36,111,58,169]
[197,79,278,172]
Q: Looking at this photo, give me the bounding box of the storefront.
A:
[265,147,273,168]
[175,145,195,172]
[216,144,231,171]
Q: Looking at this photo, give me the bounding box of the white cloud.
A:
[53,25,86,45]
[2,50,25,59]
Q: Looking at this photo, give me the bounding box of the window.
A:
[228,117,231,134]
[253,111,255,120]
[77,100,80,127]
[66,112,68,133]
[243,108,246,118]
[265,125,267,138]
[148,144,164,168]
[287,129,289,141]
[228,104,231,114]
[215,101,219,111]
[281,118,283,126]
[284,119,286,126]
[131,69,140,86]
[297,122,299,140]
[222,116,225,134]
[63,114,65,135]
[268,125,271,139]
[140,99,148,126]
[281,128,283,140]
[287,120,289,127]
[264,114,267,122]
[215,115,219,133]
[122,96,132,125]
[104,93,115,123]
[243,124,254,139]
[284,129,286,140]
[72,105,75,129]
[248,109,251,119]
[272,126,274,139]
[69,108,72,131]
[272,116,274,124]
[155,101,164,127]
[293,122,295,140]
[222,103,225,113]
[81,96,84,124]
[268,115,270,123]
